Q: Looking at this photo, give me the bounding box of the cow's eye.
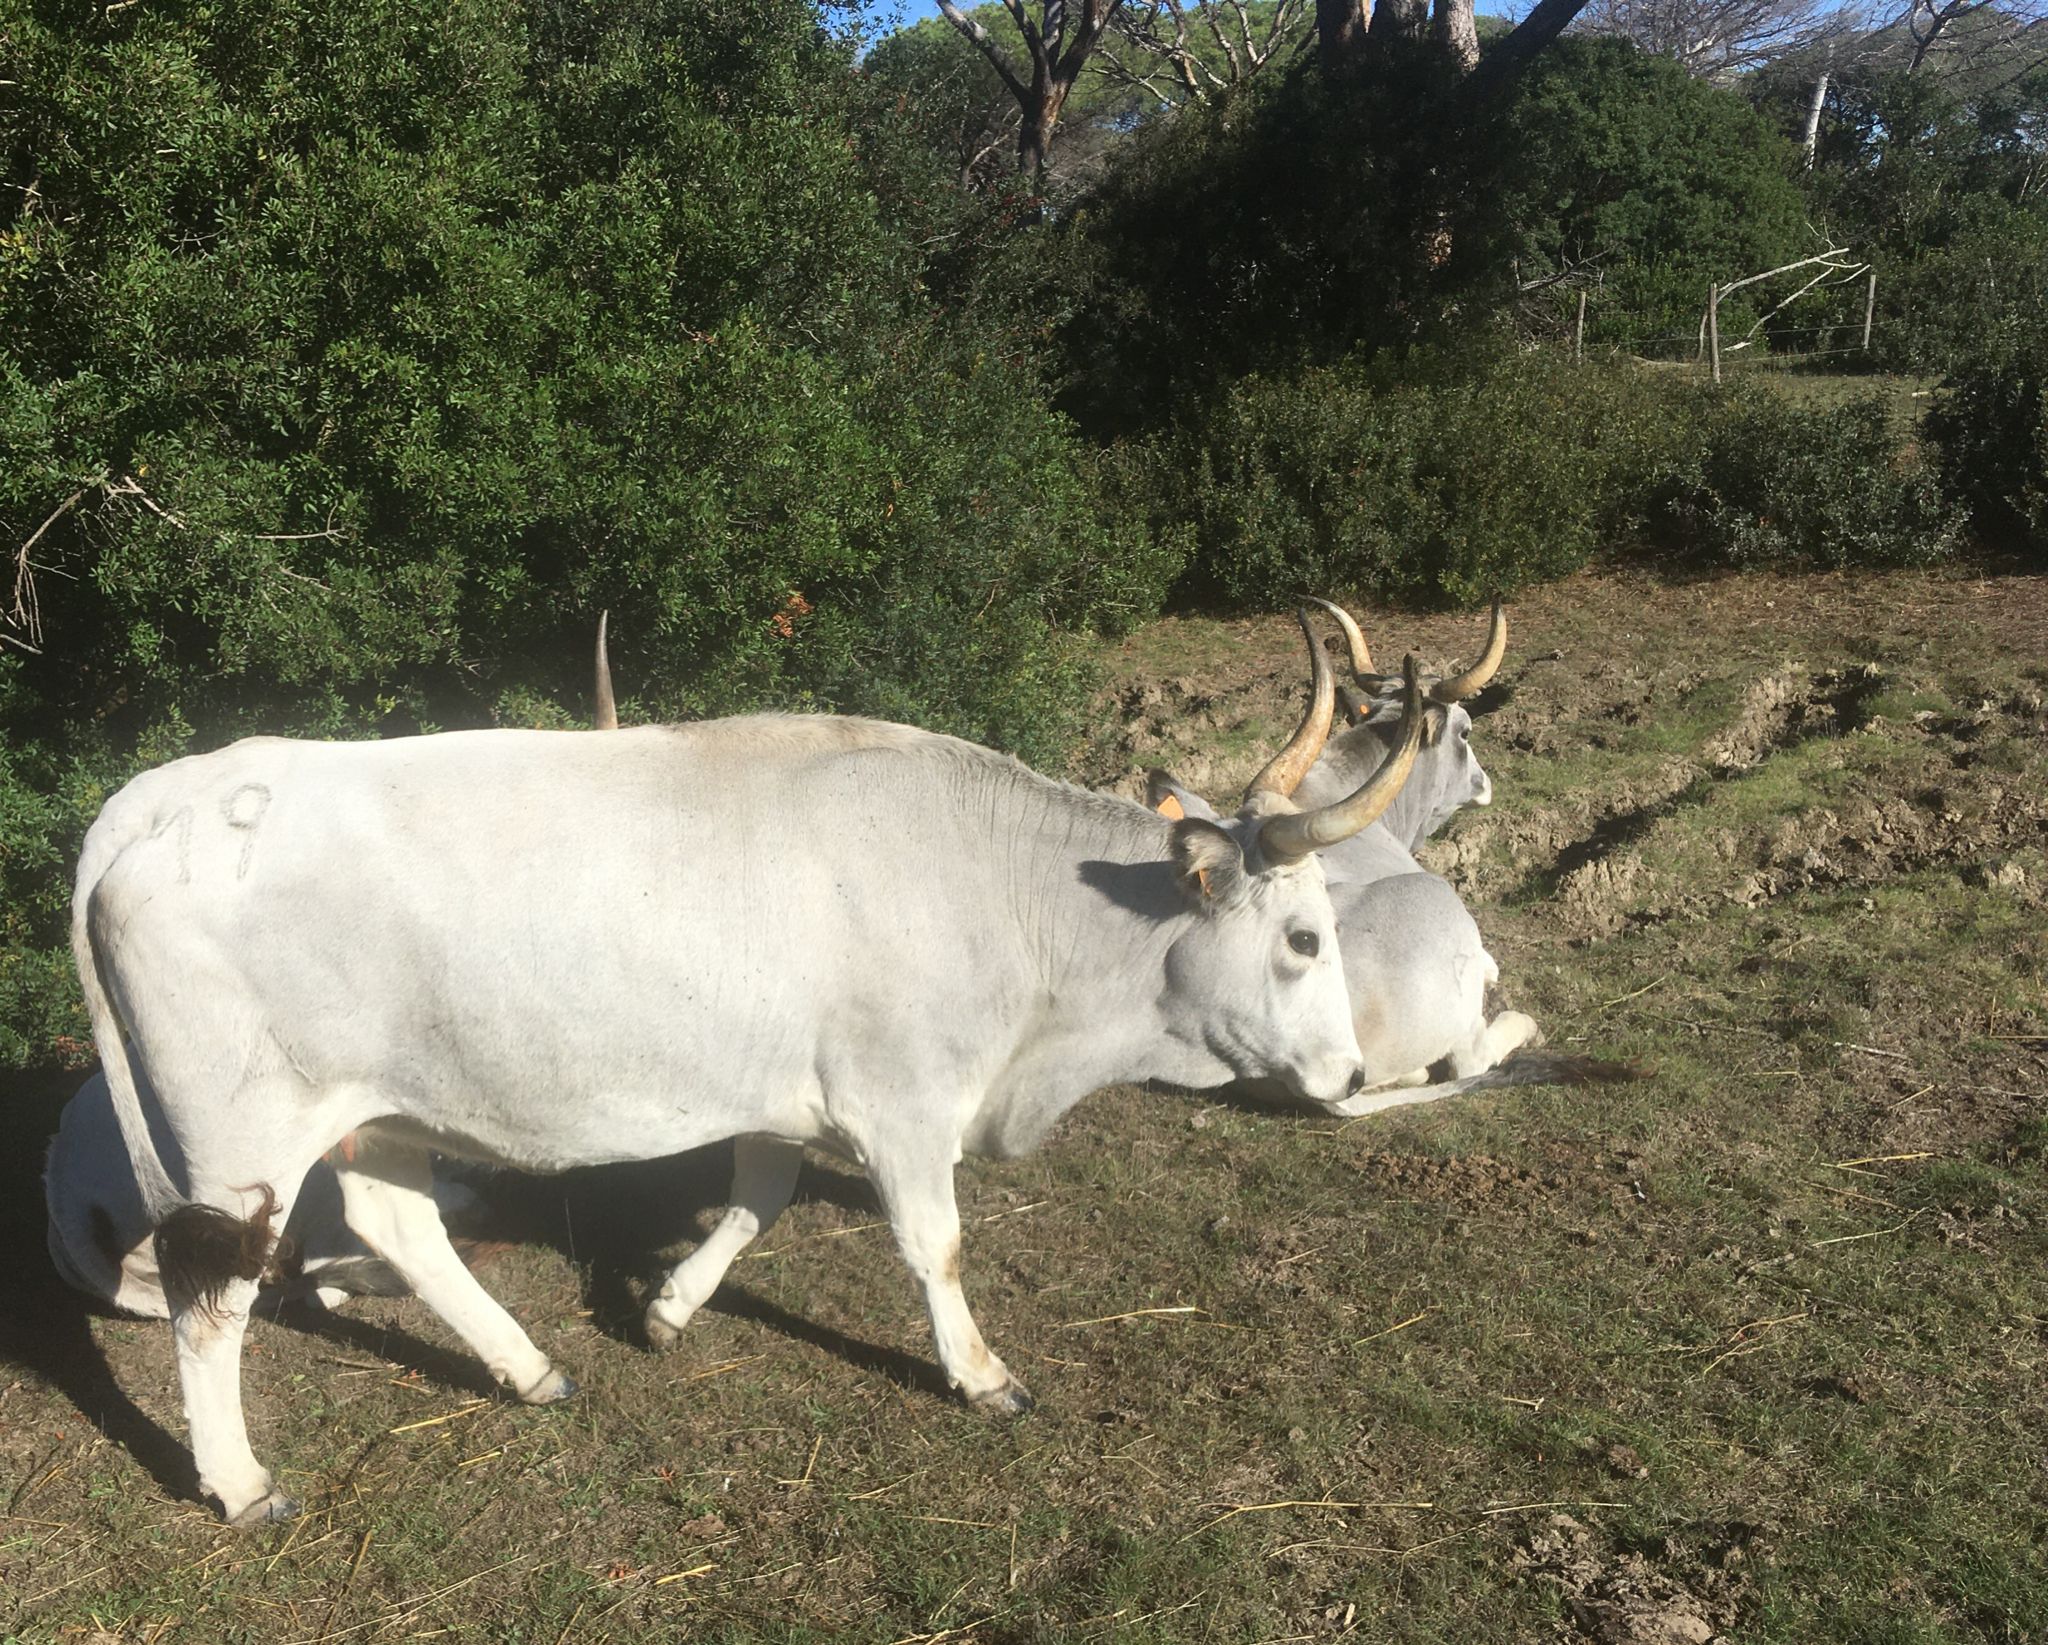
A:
[1288,929,1320,959]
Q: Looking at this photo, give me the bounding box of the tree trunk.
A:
[1368,0,1430,50]
[1433,0,1479,73]
[1316,0,1368,66]
[1801,67,1830,169]
[1463,0,1596,97]
[1019,84,1065,174]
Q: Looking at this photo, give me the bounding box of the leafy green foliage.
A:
[1120,343,1962,610]
[1928,324,2048,559]
[1798,66,2048,372]
[1125,346,1648,607]
[1499,39,1810,349]
[1644,388,1966,568]
[0,0,1175,1066]
[1061,68,1476,431]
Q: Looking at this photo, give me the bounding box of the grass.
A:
[3,565,2046,1642]
[1716,364,1941,435]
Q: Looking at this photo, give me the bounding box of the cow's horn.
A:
[1259,655,1424,862]
[595,611,618,731]
[1243,608,1337,805]
[1429,601,1506,704]
[1309,597,1375,680]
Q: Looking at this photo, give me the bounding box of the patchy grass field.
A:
[3,567,2045,1644]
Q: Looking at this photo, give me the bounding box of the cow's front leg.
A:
[870,1148,1032,1416]
[645,1135,801,1352]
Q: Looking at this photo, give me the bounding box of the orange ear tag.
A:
[1155,793,1187,820]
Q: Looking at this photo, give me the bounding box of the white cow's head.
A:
[1312,599,1505,845]
[1151,613,1426,1110]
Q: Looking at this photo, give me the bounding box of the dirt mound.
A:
[1352,1151,1564,1205]
[1512,1513,1754,1644]
[1088,670,1302,801]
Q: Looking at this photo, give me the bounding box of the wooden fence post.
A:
[1575,290,1587,364]
[1708,283,1721,383]
[1862,270,1876,353]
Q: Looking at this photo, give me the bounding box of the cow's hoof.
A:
[517,1367,580,1405]
[225,1487,301,1530]
[967,1375,1035,1417]
[644,1305,692,1354]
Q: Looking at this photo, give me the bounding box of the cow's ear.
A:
[1338,686,1373,726]
[1147,769,1222,824]
[1169,818,1246,910]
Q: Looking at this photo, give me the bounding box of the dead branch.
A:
[8,482,96,649]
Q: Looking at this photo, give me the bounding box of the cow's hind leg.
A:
[869,1147,1031,1416]
[331,1131,574,1404]
[645,1135,801,1352]
[158,1180,311,1528]
[1448,1010,1541,1079]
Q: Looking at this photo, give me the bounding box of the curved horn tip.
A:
[1428,603,1507,704]
[1242,606,1337,806]
[594,610,619,731]
[1254,650,1426,861]
[1307,595,1374,678]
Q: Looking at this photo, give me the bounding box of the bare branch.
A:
[936,0,1034,101]
[8,482,95,648]
[1576,0,1859,79]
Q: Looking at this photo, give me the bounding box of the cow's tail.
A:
[1333,1048,1647,1117]
[70,845,181,1224]
[1448,1047,1649,1094]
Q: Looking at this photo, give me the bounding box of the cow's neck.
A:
[964,810,1218,1159]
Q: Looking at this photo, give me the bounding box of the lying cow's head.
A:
[1150,612,1426,1110]
[1303,599,1505,847]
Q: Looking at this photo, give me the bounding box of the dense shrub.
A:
[0,0,1174,1065]
[1928,332,2048,558]
[1499,39,1810,352]
[1127,347,1672,607]
[1115,343,1961,612]
[1644,388,1966,568]
[1059,66,1509,435]
[1797,68,2048,373]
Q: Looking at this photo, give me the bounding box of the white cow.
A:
[1150,601,1507,887]
[74,639,1424,1526]
[1146,610,1540,1114]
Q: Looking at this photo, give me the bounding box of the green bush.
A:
[1499,39,1810,353]
[1113,342,1962,612]
[0,0,1176,1067]
[1928,332,2048,558]
[1645,389,1966,569]
[1131,346,1662,607]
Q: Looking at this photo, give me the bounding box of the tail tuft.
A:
[155,1187,282,1316]
[1491,1048,1651,1088]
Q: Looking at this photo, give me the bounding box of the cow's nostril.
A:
[1347,1067,1367,1096]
